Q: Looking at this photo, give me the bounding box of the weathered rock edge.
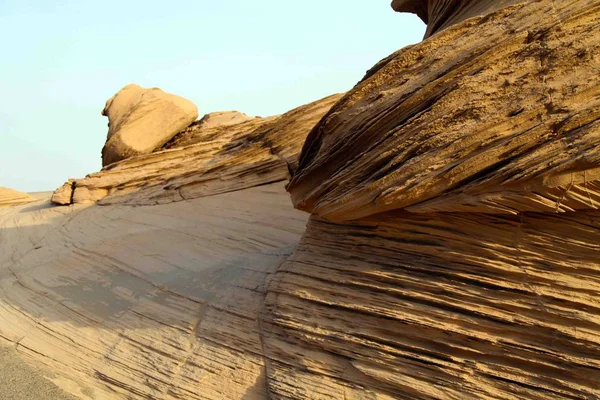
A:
[267,1,600,398]
[289,0,600,221]
[52,94,342,206]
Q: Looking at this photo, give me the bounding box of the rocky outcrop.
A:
[163,113,276,150]
[392,0,525,38]
[263,210,600,399]
[52,94,342,206]
[101,84,198,166]
[50,180,75,205]
[5,94,343,400]
[264,0,600,398]
[8,1,600,399]
[291,0,600,221]
[0,187,34,207]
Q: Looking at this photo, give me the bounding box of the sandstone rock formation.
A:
[0,184,308,399]
[197,111,258,129]
[392,0,525,37]
[101,84,199,166]
[292,0,600,220]
[0,187,34,207]
[5,0,600,399]
[273,0,600,398]
[51,179,75,205]
[52,94,342,206]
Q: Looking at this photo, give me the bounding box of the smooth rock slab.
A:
[0,184,308,399]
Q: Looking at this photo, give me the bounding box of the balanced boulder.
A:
[101,84,198,166]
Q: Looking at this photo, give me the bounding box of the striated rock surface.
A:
[392,0,525,38]
[101,84,199,166]
[267,0,600,398]
[163,113,276,151]
[52,94,342,206]
[5,95,341,400]
[291,0,600,221]
[9,1,600,399]
[0,184,308,399]
[0,187,34,207]
[263,210,600,399]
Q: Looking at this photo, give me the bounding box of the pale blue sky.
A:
[1,1,424,192]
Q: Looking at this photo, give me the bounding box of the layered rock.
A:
[3,93,345,399]
[7,1,600,399]
[291,0,600,221]
[52,94,342,206]
[0,187,34,207]
[3,94,344,399]
[263,210,600,399]
[262,0,600,398]
[101,84,198,166]
[392,0,525,38]
[0,183,308,399]
[163,112,276,150]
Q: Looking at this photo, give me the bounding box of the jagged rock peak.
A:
[392,0,526,38]
[101,84,198,166]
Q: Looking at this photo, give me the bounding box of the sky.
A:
[0,1,424,192]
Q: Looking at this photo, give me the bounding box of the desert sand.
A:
[0,345,78,400]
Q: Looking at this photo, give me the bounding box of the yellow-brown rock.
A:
[269,0,600,398]
[290,0,600,221]
[0,183,308,399]
[101,84,199,166]
[50,179,75,205]
[263,209,600,399]
[392,0,525,38]
[8,1,600,398]
[0,187,34,207]
[52,94,342,206]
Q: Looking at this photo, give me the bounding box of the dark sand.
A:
[0,346,77,400]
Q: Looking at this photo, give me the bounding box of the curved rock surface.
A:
[291,0,600,221]
[0,187,34,207]
[271,0,600,398]
[101,84,199,166]
[263,210,600,399]
[392,0,525,38]
[53,94,342,206]
[6,1,600,399]
[0,184,308,399]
